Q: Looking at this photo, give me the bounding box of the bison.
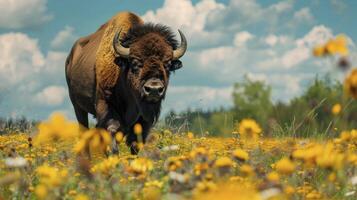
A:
[65,12,187,154]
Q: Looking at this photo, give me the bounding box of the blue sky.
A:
[0,0,356,120]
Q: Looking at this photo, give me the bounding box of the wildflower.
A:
[214,156,233,168]
[275,157,295,175]
[36,164,67,187]
[165,156,183,171]
[325,34,349,56]
[331,103,342,115]
[240,164,254,177]
[75,194,89,200]
[195,183,260,200]
[74,128,111,155]
[134,123,143,135]
[145,180,164,188]
[91,156,120,174]
[315,142,344,170]
[190,147,209,162]
[313,45,326,57]
[232,149,249,162]
[284,186,295,195]
[34,113,79,145]
[344,68,357,99]
[35,184,48,199]
[266,171,280,182]
[194,181,217,193]
[142,185,161,200]
[115,131,124,142]
[328,172,336,182]
[236,119,262,139]
[187,132,194,139]
[128,157,153,175]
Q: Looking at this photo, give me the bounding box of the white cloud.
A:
[0,32,71,118]
[0,33,45,86]
[51,26,77,49]
[142,0,225,47]
[206,0,294,32]
[293,7,314,23]
[35,86,67,106]
[264,34,291,46]
[233,31,254,46]
[163,86,233,112]
[0,0,53,29]
[259,25,334,69]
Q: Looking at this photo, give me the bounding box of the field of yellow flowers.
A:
[0,113,356,200]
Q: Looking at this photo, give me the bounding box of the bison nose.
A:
[143,79,165,97]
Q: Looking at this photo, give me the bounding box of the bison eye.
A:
[130,59,142,72]
[164,61,172,70]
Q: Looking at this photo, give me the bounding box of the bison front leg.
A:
[96,98,121,154]
[126,118,152,155]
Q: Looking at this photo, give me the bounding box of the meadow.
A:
[0,32,357,200]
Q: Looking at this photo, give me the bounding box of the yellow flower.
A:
[74,129,111,155]
[134,123,143,135]
[35,184,48,199]
[236,119,262,139]
[75,194,89,200]
[195,183,260,200]
[328,172,336,182]
[115,132,124,142]
[142,186,161,200]
[240,164,254,177]
[313,45,326,57]
[275,157,295,175]
[195,181,217,193]
[190,147,208,160]
[344,68,357,99]
[214,157,233,168]
[187,131,194,139]
[34,113,79,145]
[325,34,349,56]
[316,142,344,170]
[284,186,295,195]
[145,180,164,188]
[267,171,280,182]
[36,164,67,187]
[331,103,342,115]
[129,157,153,175]
[165,156,184,171]
[232,149,249,162]
[91,156,120,174]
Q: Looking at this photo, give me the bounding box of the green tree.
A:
[232,77,273,128]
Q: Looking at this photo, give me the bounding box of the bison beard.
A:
[65,12,187,155]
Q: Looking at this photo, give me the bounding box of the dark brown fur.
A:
[65,12,183,154]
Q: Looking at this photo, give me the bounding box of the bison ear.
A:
[169,60,183,71]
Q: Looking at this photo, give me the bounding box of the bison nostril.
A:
[143,86,152,94]
[158,87,164,94]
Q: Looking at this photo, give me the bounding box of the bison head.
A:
[113,24,187,105]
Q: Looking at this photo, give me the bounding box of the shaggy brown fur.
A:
[96,12,143,90]
[66,11,185,155]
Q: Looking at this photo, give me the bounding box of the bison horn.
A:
[173,30,187,60]
[113,30,130,58]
